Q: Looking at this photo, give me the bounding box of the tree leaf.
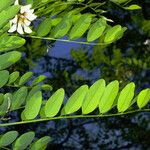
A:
[0,70,9,88]
[51,14,72,38]
[37,18,51,37]
[82,79,106,114]
[110,0,129,4]
[124,4,141,10]
[13,131,35,150]
[0,0,15,12]
[64,85,88,114]
[117,82,135,112]
[29,136,51,150]
[0,131,18,147]
[99,80,119,113]
[8,71,20,84]
[0,36,26,52]
[87,18,106,42]
[0,51,22,70]
[69,14,92,40]
[31,75,46,86]
[21,91,42,120]
[19,72,33,85]
[26,85,41,101]
[0,93,12,116]
[0,5,20,29]
[10,87,28,111]
[44,88,65,117]
[137,88,150,109]
[104,25,122,43]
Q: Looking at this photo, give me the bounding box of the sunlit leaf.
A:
[44,88,65,117]
[21,91,42,120]
[99,80,119,113]
[19,72,33,85]
[0,131,18,147]
[13,132,35,150]
[8,71,20,84]
[87,18,106,42]
[137,88,150,109]
[29,136,51,150]
[82,79,106,114]
[69,14,92,40]
[64,85,88,114]
[117,82,135,112]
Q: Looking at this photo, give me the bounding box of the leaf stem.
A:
[0,109,149,127]
[24,35,109,46]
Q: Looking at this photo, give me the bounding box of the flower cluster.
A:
[8,0,37,34]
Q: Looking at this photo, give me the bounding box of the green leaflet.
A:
[82,79,106,114]
[0,0,15,12]
[64,85,88,114]
[110,0,129,4]
[0,36,26,52]
[104,25,122,43]
[117,82,135,112]
[0,93,12,116]
[87,18,107,42]
[0,5,20,29]
[124,4,141,10]
[10,87,28,111]
[0,51,22,70]
[8,71,20,84]
[19,72,33,85]
[29,136,51,150]
[99,80,119,113]
[69,14,92,40]
[0,70,9,88]
[51,14,73,38]
[51,18,62,26]
[37,18,51,37]
[137,88,150,109]
[26,85,41,101]
[21,91,42,120]
[0,131,18,147]
[44,88,65,117]
[41,84,53,91]
[31,75,47,86]
[13,132,35,150]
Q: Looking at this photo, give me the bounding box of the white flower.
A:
[8,0,37,34]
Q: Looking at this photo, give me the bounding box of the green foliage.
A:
[0,0,149,149]
[0,51,22,70]
[0,131,51,150]
[0,36,25,52]
[0,78,149,126]
[0,5,20,29]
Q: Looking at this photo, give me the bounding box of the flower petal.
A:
[20,4,32,14]
[8,24,17,33]
[9,15,18,26]
[28,9,34,14]
[25,13,37,21]
[24,19,31,26]
[23,25,32,34]
[14,0,19,5]
[17,23,24,34]
[12,15,18,24]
